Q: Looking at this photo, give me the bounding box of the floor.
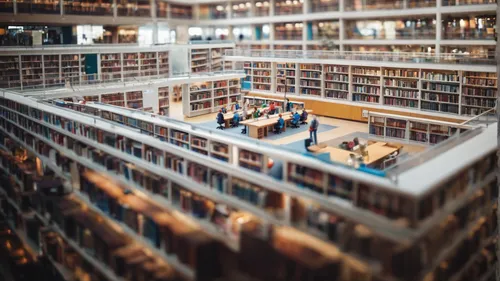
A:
[168,100,426,158]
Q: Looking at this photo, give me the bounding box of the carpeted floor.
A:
[196,120,336,141]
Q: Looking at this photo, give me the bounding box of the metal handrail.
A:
[224,49,496,65]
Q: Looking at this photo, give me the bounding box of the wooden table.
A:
[309,142,400,167]
[222,106,269,128]
[241,110,312,139]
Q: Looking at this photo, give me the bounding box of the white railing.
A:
[224,49,496,65]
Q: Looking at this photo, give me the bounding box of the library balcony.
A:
[16,0,61,14]
[442,0,497,5]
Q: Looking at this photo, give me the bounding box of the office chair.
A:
[217,122,224,130]
[274,123,283,134]
[291,120,300,129]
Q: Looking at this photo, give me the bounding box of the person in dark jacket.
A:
[216,110,224,129]
[309,115,319,144]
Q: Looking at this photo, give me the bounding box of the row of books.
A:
[462,77,497,87]
[252,62,271,69]
[300,80,321,87]
[386,127,406,138]
[214,89,227,97]
[353,77,380,85]
[300,71,321,78]
[325,65,348,73]
[462,98,496,108]
[214,80,228,88]
[300,64,321,71]
[353,85,380,95]
[384,98,418,108]
[422,92,459,103]
[326,90,348,99]
[190,83,211,91]
[422,72,460,82]
[325,73,348,82]
[462,87,496,97]
[326,82,348,91]
[214,97,228,106]
[254,84,271,91]
[353,67,380,76]
[384,78,418,88]
[384,89,419,99]
[384,69,419,78]
[276,85,296,93]
[191,92,211,101]
[101,93,124,102]
[253,70,270,76]
[253,77,271,83]
[352,94,379,103]
[277,63,296,69]
[422,101,459,114]
[300,88,321,96]
[422,82,459,93]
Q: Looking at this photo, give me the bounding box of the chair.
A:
[217,122,224,130]
[231,120,239,128]
[300,113,308,125]
[291,119,300,129]
[241,127,247,134]
[274,123,283,134]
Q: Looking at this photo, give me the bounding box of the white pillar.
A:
[150,0,156,19]
[435,6,442,55]
[113,0,117,18]
[302,21,307,51]
[269,0,275,16]
[250,0,256,17]
[302,0,309,13]
[339,19,345,51]
[227,1,232,19]
[152,23,159,44]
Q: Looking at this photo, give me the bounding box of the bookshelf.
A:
[185,78,241,117]
[63,0,113,15]
[252,62,272,92]
[351,66,381,104]
[158,86,169,115]
[170,3,193,19]
[21,55,43,89]
[140,52,158,77]
[0,56,20,89]
[122,52,139,79]
[461,71,497,116]
[368,112,472,145]
[158,51,169,76]
[43,54,60,86]
[100,53,122,81]
[191,48,209,74]
[421,69,460,115]
[1,94,497,281]
[101,92,125,107]
[126,91,144,109]
[274,22,303,40]
[382,68,420,109]
[324,64,349,100]
[117,0,151,17]
[299,64,322,96]
[210,48,223,72]
[276,63,297,95]
[61,54,83,85]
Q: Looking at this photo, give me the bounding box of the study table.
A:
[241,110,312,139]
[222,106,270,128]
[308,142,400,168]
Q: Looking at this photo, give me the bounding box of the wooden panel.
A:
[247,92,465,124]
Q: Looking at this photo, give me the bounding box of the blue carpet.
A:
[196,120,336,141]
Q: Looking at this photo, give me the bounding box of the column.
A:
[113,0,118,18]
[13,0,17,14]
[269,23,275,50]
[227,1,232,19]
[435,11,442,55]
[250,0,256,17]
[269,0,275,16]
[302,0,309,14]
[166,3,171,19]
[339,19,345,51]
[152,23,159,44]
[151,0,156,19]
[302,21,307,51]
[193,4,200,20]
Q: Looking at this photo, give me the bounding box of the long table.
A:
[222,106,269,128]
[240,110,312,139]
[309,142,400,168]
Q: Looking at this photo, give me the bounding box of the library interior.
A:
[0,1,498,281]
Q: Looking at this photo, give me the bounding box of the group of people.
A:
[215,99,319,144]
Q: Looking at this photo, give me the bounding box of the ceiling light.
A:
[233,5,239,9]
[246,2,251,7]
[216,5,223,11]
[239,3,245,8]
[256,2,262,6]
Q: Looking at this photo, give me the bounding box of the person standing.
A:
[309,115,319,144]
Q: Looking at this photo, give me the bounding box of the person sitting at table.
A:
[221,106,228,114]
[285,98,291,112]
[216,110,224,130]
[274,114,285,134]
[300,109,308,124]
[252,107,260,119]
[234,103,240,110]
[269,101,276,115]
[232,111,240,127]
[291,111,301,128]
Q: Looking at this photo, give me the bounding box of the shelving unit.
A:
[184,78,241,117]
[299,64,322,96]
[368,112,472,145]
[210,48,223,72]
[324,64,349,100]
[61,54,83,85]
[0,56,20,89]
[351,66,381,104]
[100,53,122,81]
[140,52,158,77]
[382,68,420,109]
[158,51,169,76]
[252,62,272,92]
[276,63,296,95]
[461,71,497,116]
[122,52,139,79]
[101,92,125,107]
[158,86,169,115]
[43,54,60,86]
[126,91,143,109]
[21,55,43,89]
[421,70,460,115]
[191,48,209,73]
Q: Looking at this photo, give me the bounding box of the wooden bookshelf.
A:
[276,63,296,95]
[252,62,272,92]
[421,69,460,115]
[461,71,497,116]
[158,86,169,115]
[324,64,349,100]
[100,53,122,81]
[191,48,209,73]
[368,112,472,145]
[0,56,21,89]
[299,64,322,96]
[140,52,158,77]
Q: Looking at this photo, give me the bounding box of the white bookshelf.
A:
[191,48,209,73]
[382,68,420,109]
[276,63,297,95]
[324,64,349,100]
[184,78,241,117]
[368,112,473,145]
[158,86,169,115]
[299,63,322,97]
[351,66,381,104]
[122,52,140,79]
[420,70,461,115]
[252,61,272,92]
[140,52,158,77]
